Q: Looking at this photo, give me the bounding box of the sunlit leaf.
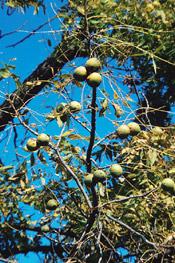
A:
[0,165,14,172]
[41,177,45,185]
[146,149,157,167]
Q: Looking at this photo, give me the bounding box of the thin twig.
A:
[96,221,103,263]
[49,141,92,209]
[17,115,38,136]
[141,92,152,128]
[70,113,91,133]
[84,0,92,56]
[101,233,121,259]
[100,187,158,208]
[6,15,57,48]
[106,214,158,249]
[0,22,27,39]
[92,130,116,150]
[0,258,16,263]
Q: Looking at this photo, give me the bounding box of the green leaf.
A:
[113,103,121,118]
[37,151,47,165]
[77,6,84,15]
[151,53,157,74]
[90,19,100,25]
[46,112,57,120]
[0,68,10,78]
[99,99,108,117]
[20,180,25,190]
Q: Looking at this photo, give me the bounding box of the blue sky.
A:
[0,3,66,263]
[0,2,59,85]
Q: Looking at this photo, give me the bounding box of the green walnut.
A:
[37,133,50,146]
[46,199,58,211]
[56,102,67,113]
[86,72,102,88]
[110,164,123,177]
[117,124,130,139]
[93,169,106,183]
[26,138,40,151]
[69,101,81,114]
[127,122,141,136]
[152,127,163,135]
[84,173,95,187]
[161,178,175,193]
[85,58,101,73]
[73,66,87,82]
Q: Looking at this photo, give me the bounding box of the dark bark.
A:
[0,42,87,132]
[152,247,175,263]
[1,244,64,259]
[11,223,77,238]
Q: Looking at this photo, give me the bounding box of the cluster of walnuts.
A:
[73,57,102,88]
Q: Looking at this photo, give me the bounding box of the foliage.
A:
[58,0,175,125]
[0,0,46,14]
[0,0,175,262]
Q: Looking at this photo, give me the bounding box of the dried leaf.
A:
[114,91,118,100]
[113,103,121,118]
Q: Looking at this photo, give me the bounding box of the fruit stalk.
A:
[86,86,97,173]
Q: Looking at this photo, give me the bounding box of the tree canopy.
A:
[0,0,175,262]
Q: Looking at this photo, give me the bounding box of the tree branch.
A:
[0,258,16,263]
[0,40,87,132]
[86,86,97,172]
[49,141,92,209]
[6,15,57,48]
[1,245,64,259]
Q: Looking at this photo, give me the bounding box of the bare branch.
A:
[0,22,27,39]
[6,15,58,48]
[0,41,87,132]
[70,113,91,133]
[92,130,116,150]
